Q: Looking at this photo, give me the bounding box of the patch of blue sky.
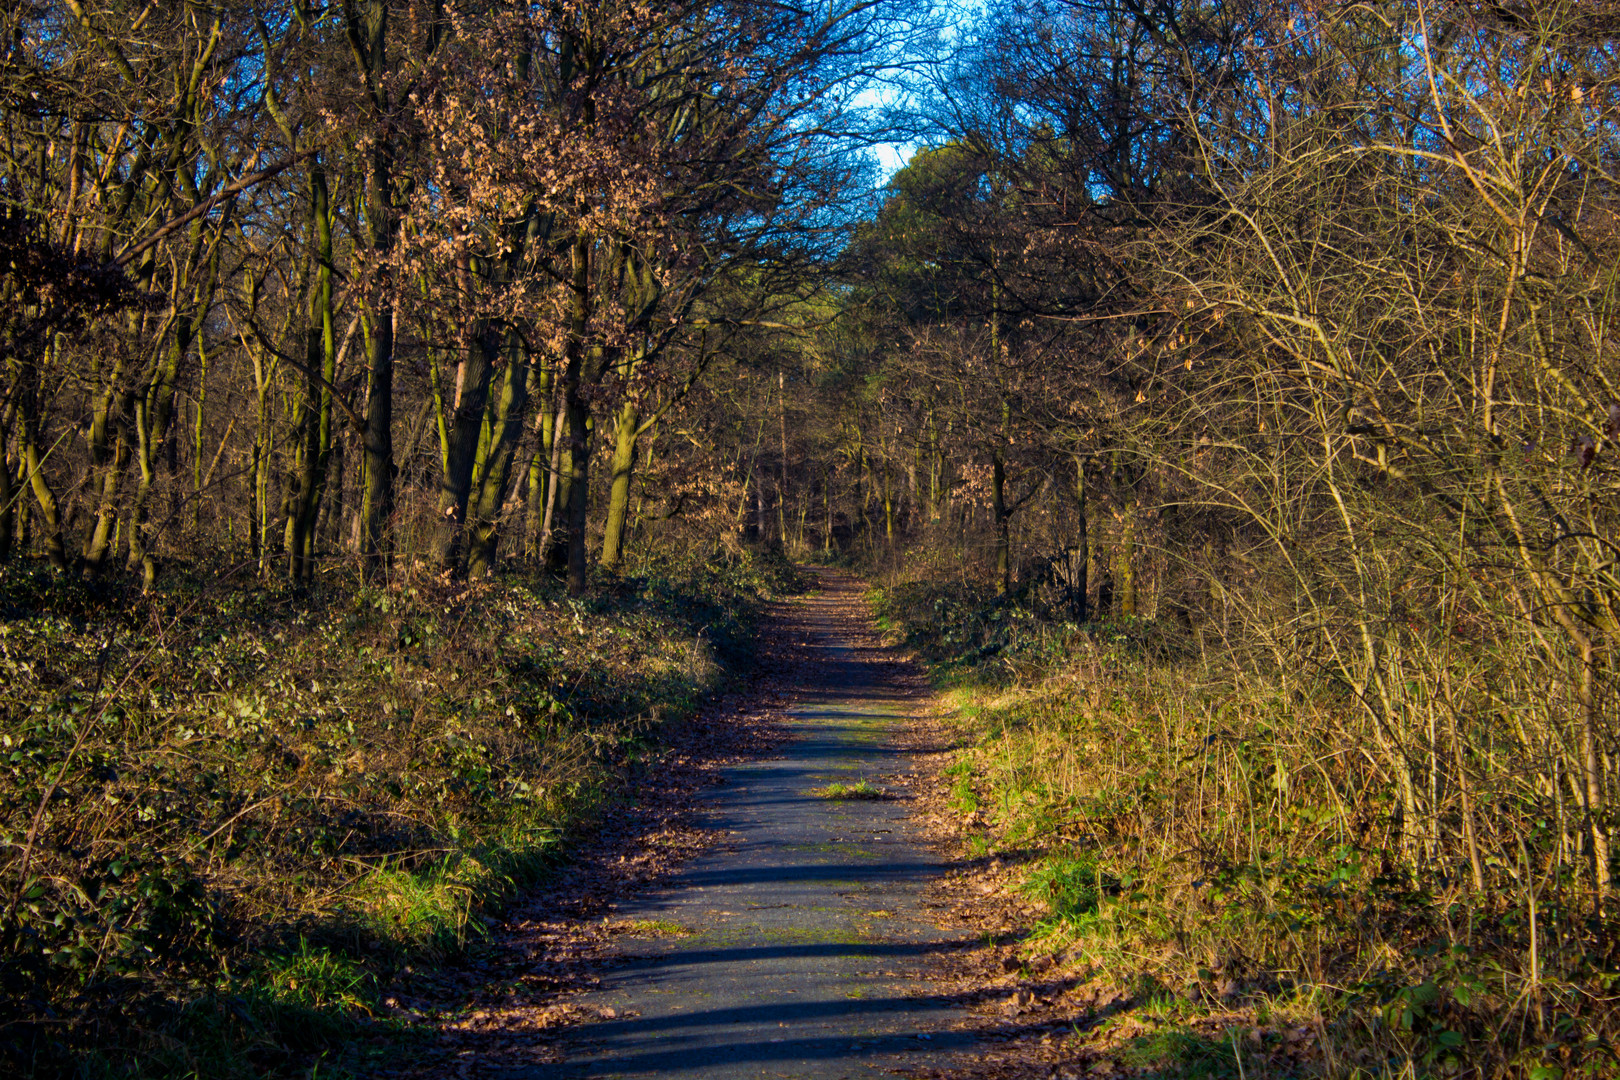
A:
[852,0,981,181]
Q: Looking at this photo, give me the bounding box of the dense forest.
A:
[4,0,1620,1076]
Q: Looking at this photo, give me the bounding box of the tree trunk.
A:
[778,369,789,552]
[360,304,395,581]
[0,399,16,563]
[251,361,273,572]
[81,331,134,575]
[823,466,833,553]
[466,330,533,579]
[991,279,1008,593]
[16,455,32,556]
[323,424,347,552]
[126,397,157,590]
[561,228,592,596]
[81,395,132,575]
[564,401,591,594]
[129,195,227,587]
[524,362,556,560]
[81,248,156,575]
[992,449,1009,595]
[20,358,68,572]
[1116,497,1137,618]
[356,0,396,583]
[926,414,940,523]
[755,474,766,543]
[539,407,568,567]
[127,307,194,587]
[288,167,335,585]
[190,340,208,539]
[631,434,656,541]
[523,444,546,559]
[1580,636,1610,906]
[1094,539,1113,619]
[883,464,895,546]
[1072,455,1088,621]
[599,396,639,570]
[434,318,499,574]
[854,435,869,545]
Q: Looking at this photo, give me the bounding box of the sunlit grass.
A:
[261,940,379,1014]
[810,779,888,800]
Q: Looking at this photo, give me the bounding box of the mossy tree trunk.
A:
[466,330,534,578]
[599,395,639,570]
[81,315,135,576]
[287,166,335,585]
[537,407,568,566]
[129,208,225,589]
[434,317,499,574]
[436,205,544,578]
[0,398,16,563]
[352,0,399,583]
[523,365,557,561]
[247,293,279,574]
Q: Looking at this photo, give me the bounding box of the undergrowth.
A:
[0,546,804,1077]
[872,577,1620,1080]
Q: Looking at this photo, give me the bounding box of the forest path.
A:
[513,569,974,1078]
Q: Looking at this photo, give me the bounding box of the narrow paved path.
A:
[520,572,972,1078]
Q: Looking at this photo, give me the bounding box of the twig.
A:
[111,153,314,268]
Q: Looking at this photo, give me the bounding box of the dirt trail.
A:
[513,570,973,1078]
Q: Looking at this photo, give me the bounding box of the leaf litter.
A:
[374,590,811,1075]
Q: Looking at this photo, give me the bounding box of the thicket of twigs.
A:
[876,576,1612,1077]
[0,0,910,599]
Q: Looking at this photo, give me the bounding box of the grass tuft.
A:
[810,780,889,800]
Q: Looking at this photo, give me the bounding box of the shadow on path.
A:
[513,571,975,1079]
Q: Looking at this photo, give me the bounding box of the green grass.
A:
[1022,854,1105,921]
[810,780,888,800]
[260,941,380,1014]
[1116,1026,1246,1079]
[943,759,980,814]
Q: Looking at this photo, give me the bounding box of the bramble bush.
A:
[0,548,798,1076]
